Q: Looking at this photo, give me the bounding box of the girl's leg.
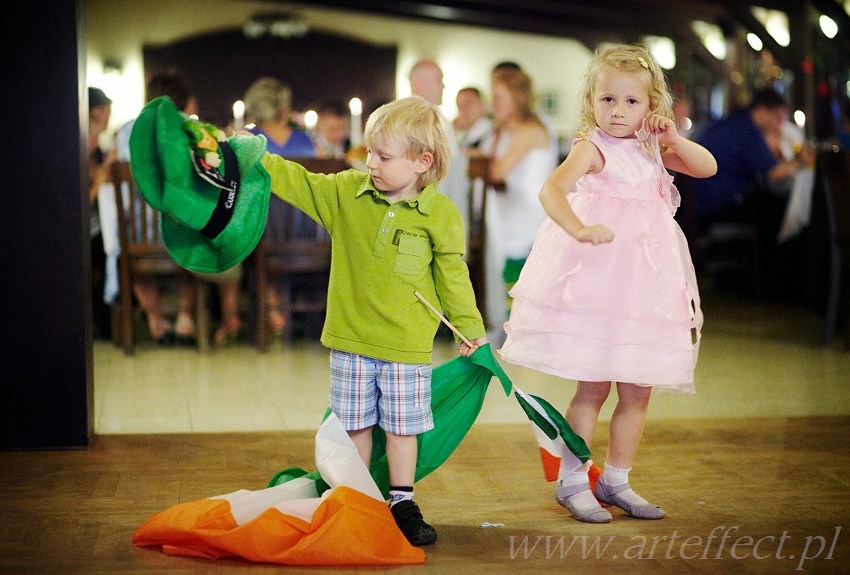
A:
[175,279,196,340]
[596,382,665,519]
[565,380,612,447]
[556,381,612,523]
[605,382,652,468]
[132,280,172,341]
[213,279,242,346]
[265,284,286,335]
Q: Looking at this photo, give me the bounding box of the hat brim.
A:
[130,96,271,274]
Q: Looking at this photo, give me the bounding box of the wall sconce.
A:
[243,12,309,39]
[103,59,123,77]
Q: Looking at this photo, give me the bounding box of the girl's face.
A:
[593,68,650,138]
[491,81,515,125]
[366,133,430,200]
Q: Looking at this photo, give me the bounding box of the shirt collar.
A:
[356,177,438,215]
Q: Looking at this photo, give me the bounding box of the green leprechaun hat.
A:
[129,95,271,274]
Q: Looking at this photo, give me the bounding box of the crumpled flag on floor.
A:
[135,344,596,565]
[133,412,425,566]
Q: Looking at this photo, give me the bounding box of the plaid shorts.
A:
[329,350,434,436]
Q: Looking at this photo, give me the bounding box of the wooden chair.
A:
[254,157,348,351]
[817,148,850,350]
[110,161,209,354]
[466,156,489,325]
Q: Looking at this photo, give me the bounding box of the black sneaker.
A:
[390,500,437,546]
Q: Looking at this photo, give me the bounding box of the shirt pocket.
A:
[394,234,431,276]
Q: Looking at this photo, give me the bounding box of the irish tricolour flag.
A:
[133,412,424,566]
[514,387,592,482]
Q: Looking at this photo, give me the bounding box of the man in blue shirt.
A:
[694,88,806,221]
[693,88,810,298]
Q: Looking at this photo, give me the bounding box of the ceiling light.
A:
[746,33,763,51]
[819,14,838,39]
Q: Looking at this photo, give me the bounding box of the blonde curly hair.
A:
[576,44,674,151]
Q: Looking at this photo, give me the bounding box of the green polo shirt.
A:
[261,154,486,364]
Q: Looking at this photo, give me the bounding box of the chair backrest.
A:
[815,147,850,350]
[818,148,850,250]
[110,161,207,353]
[111,161,180,275]
[260,158,348,273]
[254,157,348,348]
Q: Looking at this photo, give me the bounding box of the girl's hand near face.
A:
[643,114,680,147]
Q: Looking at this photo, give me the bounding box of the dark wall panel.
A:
[144,29,397,127]
[0,0,92,449]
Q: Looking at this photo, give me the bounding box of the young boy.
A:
[259,96,488,545]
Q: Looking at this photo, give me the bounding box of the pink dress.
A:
[498,128,701,393]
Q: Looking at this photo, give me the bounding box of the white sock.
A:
[601,464,630,486]
[558,460,602,512]
[559,457,591,483]
[389,486,414,507]
[602,464,651,507]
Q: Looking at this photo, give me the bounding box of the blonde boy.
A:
[260,96,487,545]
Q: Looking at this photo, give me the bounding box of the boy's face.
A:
[366,133,431,199]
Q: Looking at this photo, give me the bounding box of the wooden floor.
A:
[5,283,850,573]
[1,417,848,574]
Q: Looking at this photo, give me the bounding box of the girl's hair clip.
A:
[637,56,649,69]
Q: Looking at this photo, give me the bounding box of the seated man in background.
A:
[311,98,349,160]
[693,87,813,298]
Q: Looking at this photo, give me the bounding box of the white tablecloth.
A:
[777,167,815,243]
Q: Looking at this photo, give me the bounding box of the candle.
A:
[232,100,245,131]
[349,97,363,148]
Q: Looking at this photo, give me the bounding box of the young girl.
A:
[498,44,717,523]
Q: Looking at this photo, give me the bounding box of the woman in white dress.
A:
[477,68,558,336]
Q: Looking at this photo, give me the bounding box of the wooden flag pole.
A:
[413,291,474,347]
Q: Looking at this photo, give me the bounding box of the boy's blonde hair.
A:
[365,96,452,188]
[576,44,674,147]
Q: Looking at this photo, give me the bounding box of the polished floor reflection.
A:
[94,293,850,434]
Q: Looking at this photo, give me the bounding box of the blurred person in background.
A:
[311,98,349,160]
